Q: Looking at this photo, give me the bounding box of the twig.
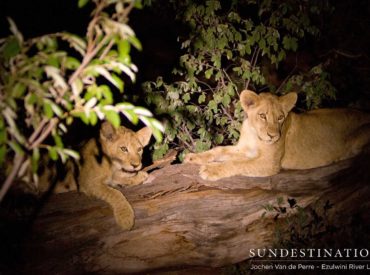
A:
[319,49,362,59]
[221,106,234,122]
[68,35,110,85]
[181,123,196,150]
[29,118,58,150]
[28,118,48,144]
[99,39,115,61]
[68,0,109,85]
[275,54,298,94]
[120,0,136,21]
[0,154,25,202]
[245,47,261,90]
[142,149,177,172]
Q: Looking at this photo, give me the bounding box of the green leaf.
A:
[48,147,58,161]
[63,149,80,160]
[205,68,213,79]
[182,93,191,103]
[50,102,63,118]
[43,102,54,119]
[208,100,218,113]
[2,37,21,59]
[9,141,24,155]
[66,116,74,125]
[128,36,142,51]
[198,93,206,104]
[11,82,26,98]
[134,0,143,9]
[215,134,224,144]
[0,129,6,144]
[0,145,6,165]
[195,140,211,152]
[222,94,231,107]
[121,109,139,124]
[31,148,40,173]
[118,39,130,60]
[65,56,81,70]
[152,143,169,161]
[104,110,121,128]
[78,0,90,8]
[73,111,89,124]
[111,74,124,92]
[282,36,298,51]
[47,56,60,67]
[89,111,98,125]
[101,85,114,104]
[53,134,64,148]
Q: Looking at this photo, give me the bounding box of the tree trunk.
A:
[11,152,370,274]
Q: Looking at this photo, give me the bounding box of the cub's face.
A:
[100,123,152,172]
[240,90,297,144]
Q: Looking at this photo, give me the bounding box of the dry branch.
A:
[9,151,370,274]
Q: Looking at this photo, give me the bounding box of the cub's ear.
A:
[100,122,117,141]
[240,90,259,111]
[136,127,152,146]
[280,92,298,113]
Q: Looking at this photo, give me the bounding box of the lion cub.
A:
[40,122,152,230]
[185,90,370,181]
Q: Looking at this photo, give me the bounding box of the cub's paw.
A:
[135,171,149,184]
[119,171,148,186]
[199,164,225,181]
[114,205,135,230]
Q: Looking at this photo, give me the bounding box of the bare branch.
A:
[0,154,25,202]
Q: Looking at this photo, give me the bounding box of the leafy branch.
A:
[144,0,335,160]
[0,0,164,201]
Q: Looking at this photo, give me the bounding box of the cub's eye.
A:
[259,113,266,120]
[278,115,284,121]
[138,147,143,153]
[120,146,128,153]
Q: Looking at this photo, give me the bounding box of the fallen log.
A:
[6,152,370,274]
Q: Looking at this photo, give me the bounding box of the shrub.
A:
[143,0,336,160]
[0,0,163,200]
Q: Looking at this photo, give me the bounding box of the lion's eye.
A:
[278,115,284,121]
[259,113,266,120]
[120,146,128,153]
[138,147,143,153]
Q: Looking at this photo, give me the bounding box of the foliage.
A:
[143,0,335,160]
[262,197,335,248]
[0,0,163,200]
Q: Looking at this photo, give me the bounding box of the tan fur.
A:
[184,90,370,181]
[40,122,152,230]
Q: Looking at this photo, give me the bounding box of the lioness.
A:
[184,90,370,181]
[40,122,152,230]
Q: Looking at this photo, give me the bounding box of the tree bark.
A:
[15,152,370,274]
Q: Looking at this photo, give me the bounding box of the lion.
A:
[184,90,370,181]
[39,122,152,230]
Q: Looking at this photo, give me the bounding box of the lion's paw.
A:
[136,171,149,184]
[114,205,135,230]
[199,164,225,181]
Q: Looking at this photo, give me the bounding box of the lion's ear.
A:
[280,92,298,113]
[100,122,117,141]
[136,127,152,146]
[240,90,259,111]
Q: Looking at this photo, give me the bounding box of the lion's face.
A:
[100,123,152,172]
[240,90,297,144]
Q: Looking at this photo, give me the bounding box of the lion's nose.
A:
[131,162,141,169]
[267,132,278,139]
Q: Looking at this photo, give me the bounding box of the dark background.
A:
[1,0,369,107]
